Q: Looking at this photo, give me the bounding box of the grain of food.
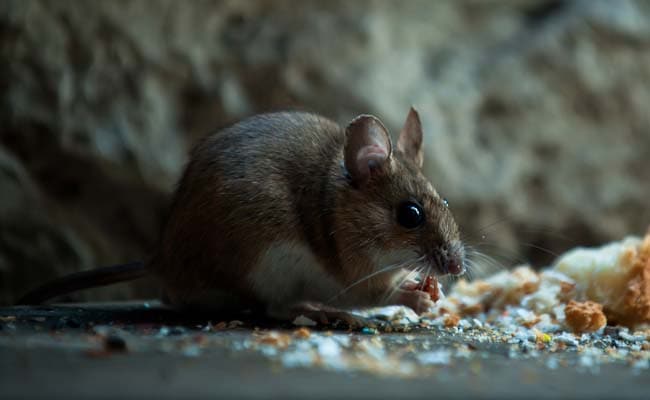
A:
[564,300,607,334]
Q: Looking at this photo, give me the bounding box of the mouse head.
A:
[339,107,465,283]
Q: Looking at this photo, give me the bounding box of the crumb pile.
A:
[423,230,650,333]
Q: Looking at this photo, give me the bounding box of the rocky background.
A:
[1,0,649,304]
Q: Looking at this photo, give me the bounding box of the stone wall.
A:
[2,0,649,304]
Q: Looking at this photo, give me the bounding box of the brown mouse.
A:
[17,108,465,326]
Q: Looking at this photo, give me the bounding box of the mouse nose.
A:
[434,243,465,276]
[446,257,464,275]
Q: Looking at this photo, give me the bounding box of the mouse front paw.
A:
[391,289,435,315]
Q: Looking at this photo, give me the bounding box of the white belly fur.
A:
[249,241,343,306]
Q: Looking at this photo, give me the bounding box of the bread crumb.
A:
[554,231,650,327]
[294,327,312,339]
[257,332,292,348]
[443,313,460,328]
[618,233,650,326]
[521,316,542,328]
[564,300,607,334]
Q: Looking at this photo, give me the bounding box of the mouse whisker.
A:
[378,256,427,306]
[516,242,560,258]
[461,218,573,249]
[467,243,527,267]
[463,248,508,279]
[378,267,416,306]
[459,217,514,243]
[464,263,474,282]
[325,256,421,305]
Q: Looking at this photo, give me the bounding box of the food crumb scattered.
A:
[293,327,311,339]
[213,321,228,330]
[443,314,460,328]
[564,300,607,334]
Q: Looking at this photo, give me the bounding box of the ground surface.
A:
[0,302,648,399]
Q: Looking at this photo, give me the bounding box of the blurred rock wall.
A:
[2,0,649,304]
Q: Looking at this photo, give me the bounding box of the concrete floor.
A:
[1,303,648,399]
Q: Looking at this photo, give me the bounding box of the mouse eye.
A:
[397,201,425,229]
[442,198,449,208]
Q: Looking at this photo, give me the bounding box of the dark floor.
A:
[0,303,648,399]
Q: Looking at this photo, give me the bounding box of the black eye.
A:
[442,198,449,207]
[397,201,425,229]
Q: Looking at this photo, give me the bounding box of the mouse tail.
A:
[15,261,148,305]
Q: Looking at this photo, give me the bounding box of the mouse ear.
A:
[397,107,424,168]
[344,115,392,186]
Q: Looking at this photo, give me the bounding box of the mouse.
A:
[17,108,466,327]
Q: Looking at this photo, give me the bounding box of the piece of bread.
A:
[554,232,650,326]
[564,300,607,333]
